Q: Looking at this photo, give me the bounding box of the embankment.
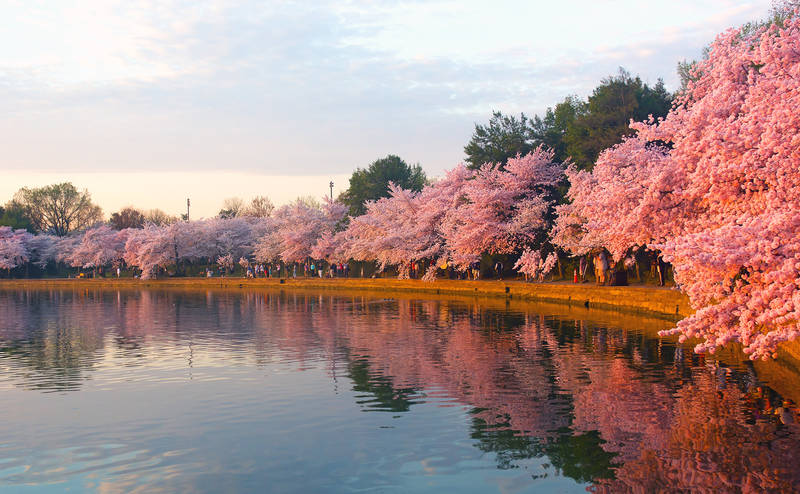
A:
[0,277,692,319]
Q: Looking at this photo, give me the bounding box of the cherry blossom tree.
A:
[442,147,563,268]
[25,234,57,269]
[514,249,558,282]
[124,225,174,279]
[336,185,422,277]
[551,136,672,261]
[630,14,800,359]
[0,227,30,273]
[332,165,470,280]
[203,217,257,262]
[52,234,82,266]
[67,225,130,274]
[217,253,234,274]
[266,198,347,264]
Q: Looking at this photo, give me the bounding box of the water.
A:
[0,288,799,493]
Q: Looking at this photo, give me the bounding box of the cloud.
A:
[0,0,772,188]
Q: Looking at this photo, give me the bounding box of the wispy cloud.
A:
[0,0,770,191]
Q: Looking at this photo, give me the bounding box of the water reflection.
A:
[0,288,799,492]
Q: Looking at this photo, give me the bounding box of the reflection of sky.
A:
[1,2,765,209]
[1,288,799,492]
[0,289,594,493]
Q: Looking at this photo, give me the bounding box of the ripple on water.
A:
[1,288,800,493]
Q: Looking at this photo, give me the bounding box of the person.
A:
[116,266,121,278]
[579,256,587,282]
[596,251,609,285]
[494,261,503,280]
[656,256,668,286]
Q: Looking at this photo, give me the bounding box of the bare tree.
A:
[242,196,274,218]
[109,207,145,229]
[143,209,178,226]
[14,182,103,236]
[218,197,245,219]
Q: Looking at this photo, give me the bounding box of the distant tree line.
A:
[464,68,673,171]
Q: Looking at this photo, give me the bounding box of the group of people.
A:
[319,261,350,278]
[239,261,352,279]
[570,252,669,286]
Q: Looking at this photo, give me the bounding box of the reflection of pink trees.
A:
[570,359,673,462]
[593,371,800,493]
[3,288,800,490]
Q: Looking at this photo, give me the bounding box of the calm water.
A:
[1,288,799,493]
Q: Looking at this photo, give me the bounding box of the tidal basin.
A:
[1,288,799,493]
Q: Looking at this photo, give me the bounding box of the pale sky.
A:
[0,0,769,218]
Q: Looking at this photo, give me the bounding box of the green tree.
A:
[564,68,672,170]
[530,96,583,164]
[0,201,35,232]
[109,207,145,230]
[339,155,426,216]
[14,182,103,236]
[464,111,536,169]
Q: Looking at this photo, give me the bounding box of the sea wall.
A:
[0,277,692,319]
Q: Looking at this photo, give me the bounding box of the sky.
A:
[0,0,769,218]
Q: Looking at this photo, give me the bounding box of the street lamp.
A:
[329,181,334,200]
[186,198,190,221]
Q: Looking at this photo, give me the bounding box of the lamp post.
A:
[186,198,190,221]
[329,181,334,200]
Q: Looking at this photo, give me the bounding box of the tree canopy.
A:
[0,201,35,232]
[563,69,672,169]
[13,182,103,236]
[339,155,427,216]
[218,197,245,219]
[109,207,145,230]
[464,112,537,170]
[465,68,673,171]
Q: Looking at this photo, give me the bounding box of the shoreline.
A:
[0,277,691,320]
[4,276,800,402]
